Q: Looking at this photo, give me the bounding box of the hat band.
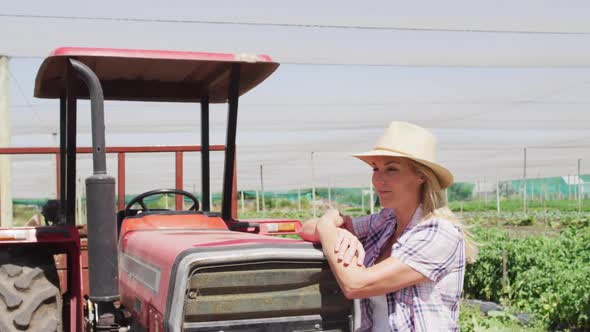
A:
[373,147,420,160]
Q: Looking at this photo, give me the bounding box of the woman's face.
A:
[371,157,424,209]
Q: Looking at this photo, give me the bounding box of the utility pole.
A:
[496,177,500,214]
[361,188,364,211]
[523,148,527,214]
[568,174,571,200]
[0,56,11,227]
[476,180,480,207]
[311,152,316,217]
[260,165,265,213]
[483,176,488,206]
[578,159,582,213]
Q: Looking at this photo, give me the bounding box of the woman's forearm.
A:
[317,216,367,297]
[300,210,369,296]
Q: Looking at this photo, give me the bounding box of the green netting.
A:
[511,175,589,198]
[12,198,49,208]
[10,174,588,209]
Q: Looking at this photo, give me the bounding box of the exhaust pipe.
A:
[70,59,119,302]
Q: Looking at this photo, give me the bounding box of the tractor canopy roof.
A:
[34,47,279,103]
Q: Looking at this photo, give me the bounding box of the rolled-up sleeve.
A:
[391,219,462,282]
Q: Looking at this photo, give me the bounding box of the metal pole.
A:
[260,165,265,213]
[311,152,316,217]
[117,153,126,211]
[175,151,183,209]
[221,64,240,220]
[232,156,238,219]
[297,188,301,211]
[578,159,582,213]
[523,148,527,214]
[55,153,60,199]
[496,177,500,214]
[0,56,11,226]
[543,176,547,202]
[59,94,66,220]
[484,177,488,205]
[361,188,364,211]
[476,180,480,207]
[568,174,571,200]
[532,172,537,202]
[200,94,211,212]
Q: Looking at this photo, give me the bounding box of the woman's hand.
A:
[299,209,352,243]
[334,228,365,267]
[299,210,342,242]
[320,209,344,227]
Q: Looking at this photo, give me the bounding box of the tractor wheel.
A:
[0,248,62,332]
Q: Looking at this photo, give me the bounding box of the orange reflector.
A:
[266,223,296,233]
[279,223,296,232]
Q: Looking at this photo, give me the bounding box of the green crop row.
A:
[464,224,590,330]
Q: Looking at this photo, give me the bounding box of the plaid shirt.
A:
[352,207,465,332]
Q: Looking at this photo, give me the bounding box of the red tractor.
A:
[0,48,354,331]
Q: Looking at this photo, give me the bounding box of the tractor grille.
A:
[183,260,352,327]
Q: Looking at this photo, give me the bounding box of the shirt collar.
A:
[399,204,423,236]
[374,204,422,233]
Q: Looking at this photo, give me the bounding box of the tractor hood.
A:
[119,229,310,307]
[118,229,344,331]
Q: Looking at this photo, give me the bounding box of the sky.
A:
[2,1,590,198]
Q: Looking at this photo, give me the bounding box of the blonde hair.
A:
[410,160,479,263]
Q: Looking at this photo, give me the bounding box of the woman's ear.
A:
[417,174,426,185]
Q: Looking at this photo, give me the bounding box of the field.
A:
[9,196,590,331]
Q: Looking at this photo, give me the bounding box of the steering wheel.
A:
[125,189,200,214]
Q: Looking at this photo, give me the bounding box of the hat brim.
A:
[352,149,454,189]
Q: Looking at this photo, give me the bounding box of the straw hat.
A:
[353,121,454,188]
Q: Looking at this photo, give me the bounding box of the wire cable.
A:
[7,54,590,69]
[2,12,590,35]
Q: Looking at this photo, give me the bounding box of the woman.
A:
[299,121,477,332]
